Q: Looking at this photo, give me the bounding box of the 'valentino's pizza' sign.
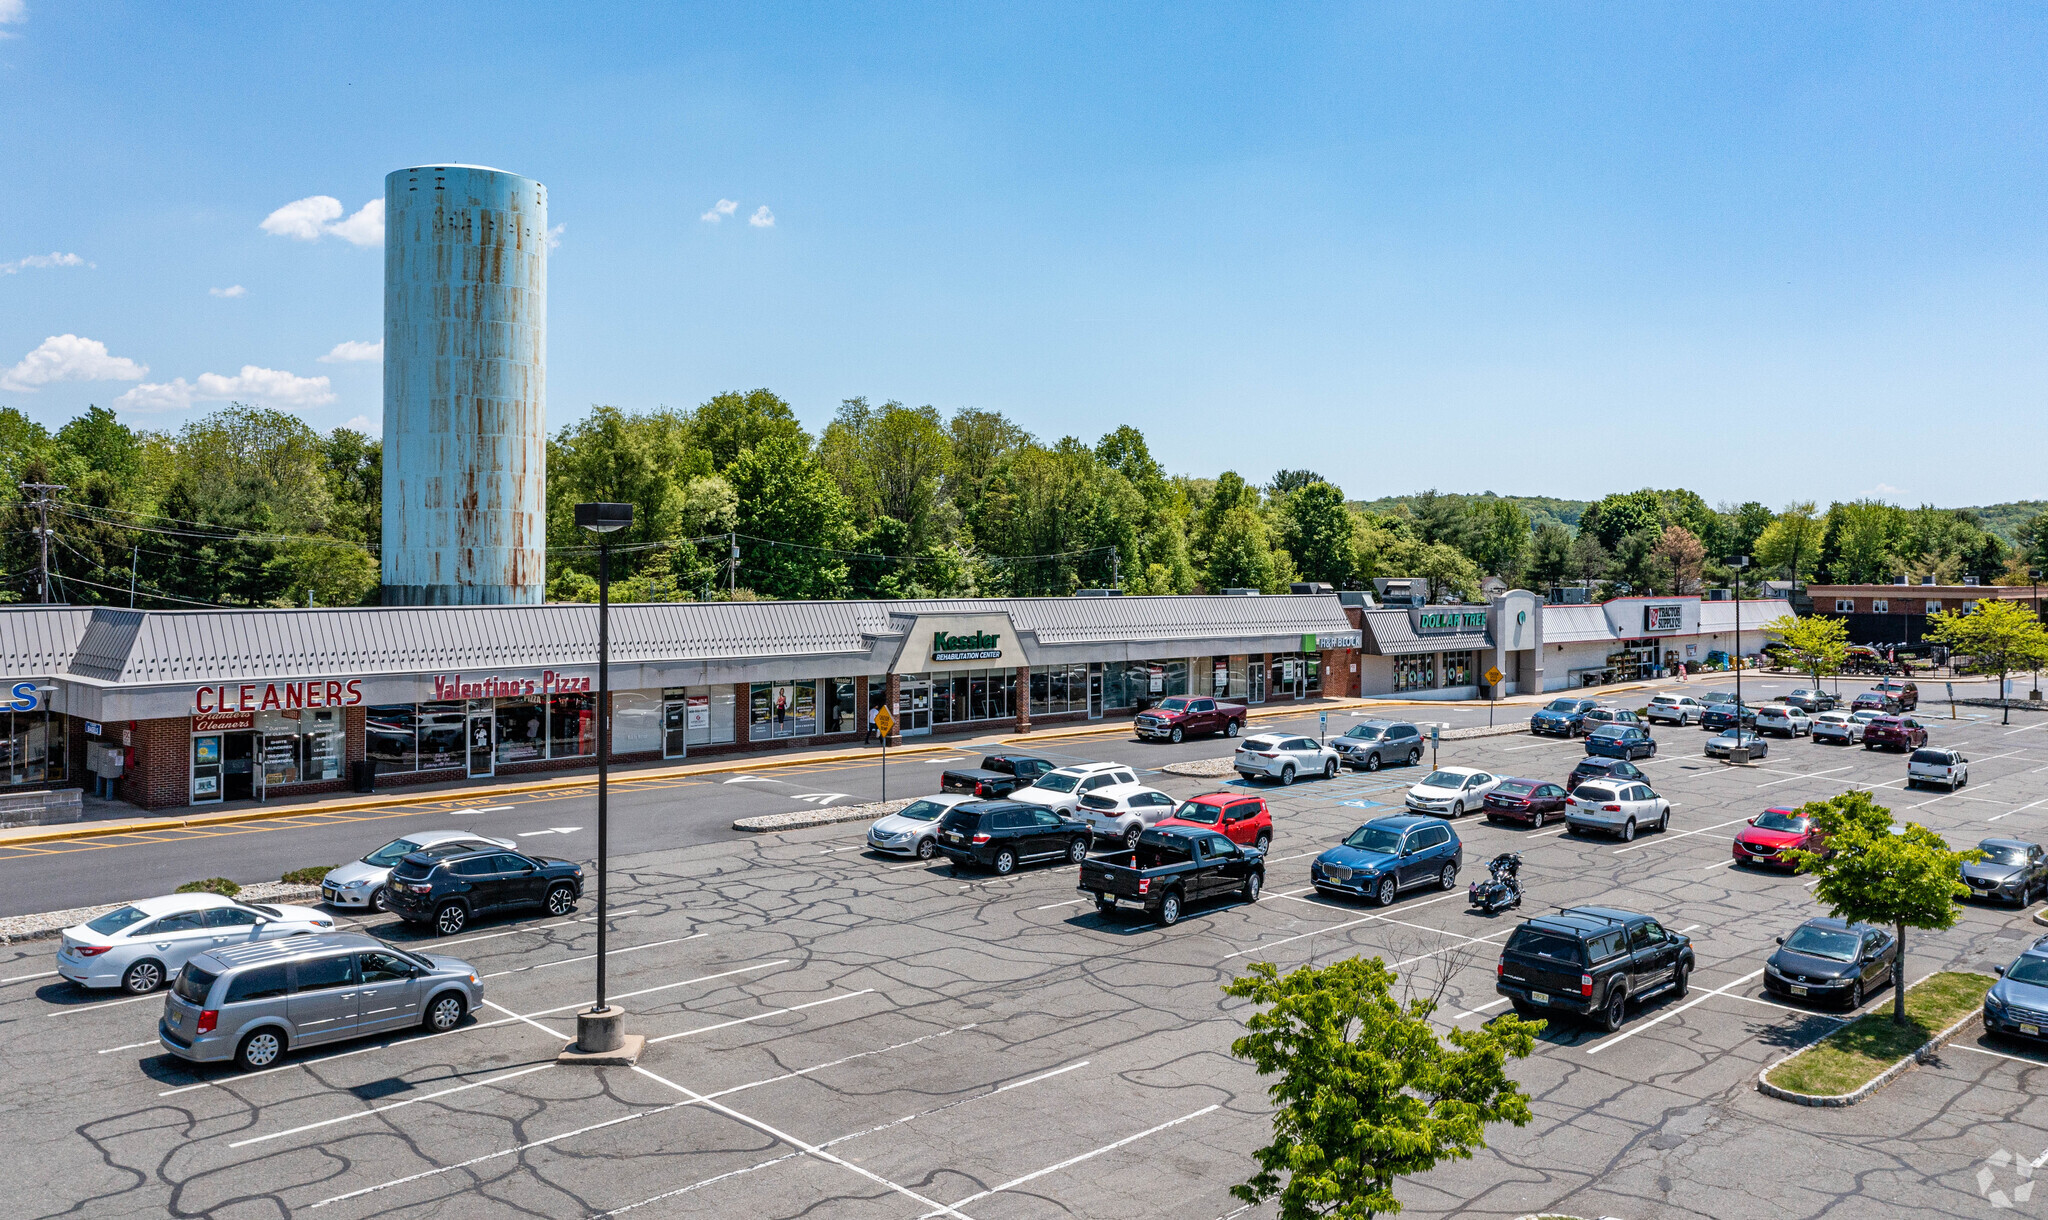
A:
[433,670,593,700]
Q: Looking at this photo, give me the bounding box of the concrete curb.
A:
[2032,905,2048,930]
[732,798,915,833]
[0,742,956,849]
[1756,974,1989,1107]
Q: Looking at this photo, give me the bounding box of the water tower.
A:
[381,164,548,605]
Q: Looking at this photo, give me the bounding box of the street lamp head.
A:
[1732,556,1749,570]
[575,502,634,535]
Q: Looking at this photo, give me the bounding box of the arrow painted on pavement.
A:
[791,793,851,806]
[517,827,584,836]
[723,774,788,785]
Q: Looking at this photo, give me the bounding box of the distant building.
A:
[1805,582,2045,645]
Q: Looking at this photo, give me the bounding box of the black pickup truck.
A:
[1494,906,1695,1032]
[940,754,1057,799]
[1078,827,1265,925]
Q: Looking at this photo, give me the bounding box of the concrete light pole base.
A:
[557,1006,644,1066]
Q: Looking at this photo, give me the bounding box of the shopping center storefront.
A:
[1,595,1362,811]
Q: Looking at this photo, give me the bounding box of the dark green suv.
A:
[933,800,1090,875]
[1495,906,1695,1032]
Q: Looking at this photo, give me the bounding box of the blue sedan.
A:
[1584,724,1657,760]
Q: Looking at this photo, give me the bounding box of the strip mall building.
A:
[0,596,1363,811]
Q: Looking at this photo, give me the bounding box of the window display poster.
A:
[794,683,817,735]
[193,773,219,796]
[687,694,710,730]
[194,736,220,765]
[1149,664,1164,694]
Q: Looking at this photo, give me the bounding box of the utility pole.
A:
[729,532,738,597]
[20,482,66,604]
[1111,546,1120,591]
[129,543,139,608]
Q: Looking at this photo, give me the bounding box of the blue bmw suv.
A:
[1530,698,1599,737]
[1310,814,1463,907]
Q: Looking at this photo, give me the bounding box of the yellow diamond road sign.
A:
[875,706,897,736]
[1485,666,1504,686]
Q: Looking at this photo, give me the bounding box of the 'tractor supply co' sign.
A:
[932,630,1002,662]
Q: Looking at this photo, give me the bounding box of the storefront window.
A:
[613,691,661,754]
[549,693,596,759]
[828,678,857,734]
[750,681,819,740]
[1029,664,1092,714]
[496,699,547,764]
[254,708,342,786]
[665,686,735,750]
[1164,659,1190,698]
[2,708,66,785]
[1393,654,1436,692]
[419,703,465,769]
[366,705,419,771]
[1103,663,1146,711]
[1213,658,1229,697]
[1227,656,1249,699]
[1441,651,1474,687]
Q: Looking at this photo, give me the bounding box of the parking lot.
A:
[8,680,2048,1219]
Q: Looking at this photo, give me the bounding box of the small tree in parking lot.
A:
[1223,955,1540,1219]
[1764,613,1849,689]
[1925,599,2048,725]
[1786,790,1980,1026]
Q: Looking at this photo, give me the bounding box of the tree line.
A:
[3,394,2041,608]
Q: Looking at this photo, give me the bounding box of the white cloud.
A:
[700,199,738,223]
[114,365,335,412]
[1862,483,1907,499]
[2,251,90,274]
[0,334,148,392]
[325,199,384,246]
[0,0,23,36]
[319,339,382,363]
[261,195,344,240]
[260,195,382,245]
[210,284,247,298]
[748,205,775,228]
[546,223,564,250]
[342,414,380,436]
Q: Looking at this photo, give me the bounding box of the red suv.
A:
[1155,792,1272,851]
[1863,715,1929,752]
[1732,807,1824,869]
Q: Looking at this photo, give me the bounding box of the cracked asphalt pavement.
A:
[6,676,2048,1218]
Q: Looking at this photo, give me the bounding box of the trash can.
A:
[350,759,378,793]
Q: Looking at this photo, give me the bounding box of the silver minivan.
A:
[157,932,481,1071]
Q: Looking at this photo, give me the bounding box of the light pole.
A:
[2033,568,2043,702]
[1732,556,1748,714]
[564,501,640,1065]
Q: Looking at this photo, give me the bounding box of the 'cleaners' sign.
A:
[194,679,364,714]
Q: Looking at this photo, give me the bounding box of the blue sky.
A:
[2,2,2044,506]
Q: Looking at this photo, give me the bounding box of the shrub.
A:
[175,877,241,897]
[280,866,331,886]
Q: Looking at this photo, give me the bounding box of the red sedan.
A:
[1155,792,1272,851]
[1481,778,1571,829]
[1732,807,1824,870]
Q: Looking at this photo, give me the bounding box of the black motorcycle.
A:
[1467,851,1523,914]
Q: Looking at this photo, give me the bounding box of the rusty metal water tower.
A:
[381,164,548,605]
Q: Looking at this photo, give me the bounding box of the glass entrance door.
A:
[191,734,223,804]
[1088,665,1103,719]
[467,714,494,778]
[663,700,689,759]
[1249,660,1267,704]
[898,677,932,735]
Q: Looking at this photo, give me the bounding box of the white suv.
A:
[1907,747,1968,791]
[1810,711,1864,744]
[1010,763,1139,815]
[1076,785,1179,849]
[1752,704,1811,738]
[1566,780,1670,841]
[1646,694,1704,726]
[1235,734,1339,785]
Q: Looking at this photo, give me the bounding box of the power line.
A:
[56,503,379,552]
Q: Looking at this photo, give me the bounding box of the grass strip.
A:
[1765,971,1993,1097]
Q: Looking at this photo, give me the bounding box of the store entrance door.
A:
[192,734,224,804]
[1088,666,1103,719]
[898,677,932,735]
[467,714,494,778]
[1249,661,1267,704]
[662,700,689,759]
[222,733,258,802]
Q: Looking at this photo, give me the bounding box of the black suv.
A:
[387,847,585,935]
[1565,757,1646,793]
[933,800,1090,875]
[1495,906,1695,1032]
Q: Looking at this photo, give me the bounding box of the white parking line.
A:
[96,1039,161,1054]
[1701,858,1735,870]
[309,1106,669,1209]
[633,1063,977,1220]
[226,1062,554,1148]
[1219,890,1463,960]
[1991,799,2048,822]
[1582,968,1766,1055]
[1678,924,1701,933]
[920,1103,1223,1217]
[1611,816,1751,855]
[1757,766,1854,788]
[448,805,515,815]
[1,969,58,984]
[1450,997,1510,1020]
[2007,721,2048,735]
[646,989,875,1044]
[1958,1043,2048,1068]
[1391,928,1511,969]
[1036,899,1085,911]
[434,909,642,949]
[47,991,159,1017]
[479,934,702,978]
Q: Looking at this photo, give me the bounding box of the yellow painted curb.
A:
[0,742,954,848]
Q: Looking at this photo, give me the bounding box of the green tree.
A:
[1413,542,1480,604]
[1753,502,1822,584]
[1526,523,1572,588]
[1763,613,1848,688]
[725,433,853,599]
[1723,500,1775,562]
[1466,499,1530,578]
[1282,482,1356,587]
[1567,530,1611,584]
[55,405,142,486]
[1267,468,1325,497]
[689,388,807,471]
[1925,599,2048,724]
[1787,791,1980,1024]
[1224,956,1539,1219]
[818,398,953,550]
[1204,502,1280,592]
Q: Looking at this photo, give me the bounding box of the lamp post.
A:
[2033,568,2043,702]
[1732,556,1749,714]
[565,501,640,1064]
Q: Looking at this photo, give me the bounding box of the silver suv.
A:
[157,932,481,1071]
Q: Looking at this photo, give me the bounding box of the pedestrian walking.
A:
[865,704,878,745]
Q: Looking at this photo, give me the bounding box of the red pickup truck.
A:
[1132,696,1246,743]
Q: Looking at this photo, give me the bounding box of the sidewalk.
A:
[0,694,1375,849]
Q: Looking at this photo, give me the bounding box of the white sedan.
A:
[866,793,979,859]
[56,892,332,994]
[1810,711,1865,744]
[1075,784,1181,849]
[1404,767,1504,817]
[1235,734,1340,785]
